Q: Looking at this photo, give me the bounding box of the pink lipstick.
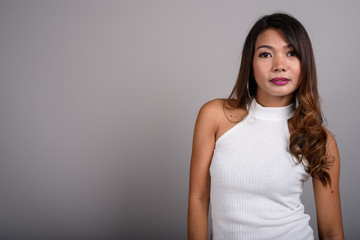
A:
[270,77,290,86]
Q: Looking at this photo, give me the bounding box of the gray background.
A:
[0,0,359,239]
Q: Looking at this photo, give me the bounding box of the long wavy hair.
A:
[227,13,333,187]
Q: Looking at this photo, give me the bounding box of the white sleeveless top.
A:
[209,99,314,240]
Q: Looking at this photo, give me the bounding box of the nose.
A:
[273,55,286,72]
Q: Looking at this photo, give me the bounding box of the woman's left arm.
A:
[313,130,344,240]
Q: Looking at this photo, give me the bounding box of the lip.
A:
[270,77,290,86]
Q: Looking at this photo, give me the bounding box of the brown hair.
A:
[227,13,333,187]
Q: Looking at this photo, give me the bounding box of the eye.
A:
[287,51,297,57]
[259,52,271,58]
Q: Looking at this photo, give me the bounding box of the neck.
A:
[249,98,294,121]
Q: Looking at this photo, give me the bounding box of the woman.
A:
[187,13,344,239]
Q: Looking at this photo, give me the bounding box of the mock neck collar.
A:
[248,98,294,121]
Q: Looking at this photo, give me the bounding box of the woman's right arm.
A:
[187,100,218,240]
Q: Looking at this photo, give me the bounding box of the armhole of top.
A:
[215,101,250,146]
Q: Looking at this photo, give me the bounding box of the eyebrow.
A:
[256,44,293,51]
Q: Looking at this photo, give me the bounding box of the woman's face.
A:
[252,28,301,106]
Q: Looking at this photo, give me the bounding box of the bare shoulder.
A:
[199,98,224,112]
[324,128,337,146]
[198,98,225,118]
[197,98,247,123]
[195,98,224,129]
[324,128,340,161]
[197,98,248,143]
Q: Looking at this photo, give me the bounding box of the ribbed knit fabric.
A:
[209,99,314,240]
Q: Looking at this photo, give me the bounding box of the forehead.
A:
[255,28,289,47]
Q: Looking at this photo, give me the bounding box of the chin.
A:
[269,88,297,96]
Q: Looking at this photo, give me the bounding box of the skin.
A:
[253,28,301,107]
[187,28,344,239]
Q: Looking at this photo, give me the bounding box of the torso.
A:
[209,98,313,239]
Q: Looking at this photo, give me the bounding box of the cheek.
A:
[293,61,302,77]
[253,64,269,84]
[293,64,302,87]
[252,61,265,79]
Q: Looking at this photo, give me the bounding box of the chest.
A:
[210,119,309,195]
